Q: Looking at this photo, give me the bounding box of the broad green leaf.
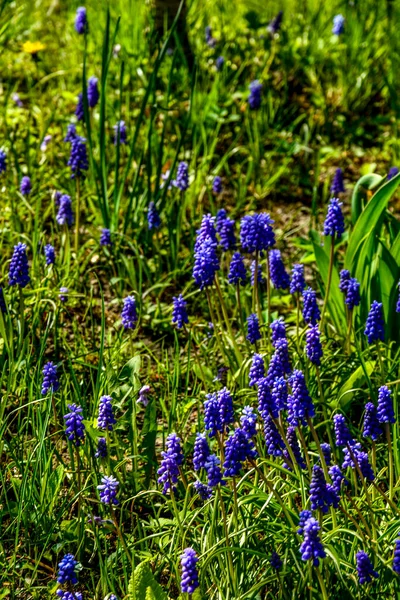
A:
[350,173,382,224]
[130,561,167,600]
[337,362,375,411]
[119,356,141,387]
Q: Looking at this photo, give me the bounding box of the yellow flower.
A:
[22,41,46,54]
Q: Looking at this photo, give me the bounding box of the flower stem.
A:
[320,234,335,330]
[75,176,81,255]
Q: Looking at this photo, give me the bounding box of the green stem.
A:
[206,289,226,362]
[214,276,242,363]
[315,566,329,600]
[320,234,335,330]
[216,486,236,594]
[75,177,81,255]
[386,423,394,501]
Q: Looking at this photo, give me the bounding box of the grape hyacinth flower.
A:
[57,195,74,227]
[330,168,345,195]
[345,277,360,310]
[356,551,378,585]
[172,161,189,191]
[324,198,345,238]
[180,548,199,594]
[57,553,78,585]
[100,228,112,247]
[59,287,68,302]
[223,428,257,477]
[121,296,137,330]
[172,294,189,329]
[266,338,291,385]
[41,361,59,395]
[240,406,257,438]
[270,317,286,346]
[97,395,116,431]
[247,313,261,344]
[68,136,88,178]
[258,377,278,419]
[95,437,107,458]
[309,465,332,513]
[269,249,290,289]
[283,426,306,470]
[250,260,265,286]
[205,26,216,48]
[20,176,31,196]
[193,237,220,290]
[9,242,30,288]
[216,209,236,251]
[377,385,395,424]
[113,120,127,145]
[290,264,305,294]
[329,465,345,494]
[364,301,384,344]
[320,443,332,466]
[40,135,52,152]
[64,404,85,446]
[342,444,375,481]
[213,175,222,193]
[388,166,399,180]
[87,76,99,108]
[204,392,222,438]
[216,56,224,71]
[272,376,288,412]
[98,475,119,505]
[56,591,83,600]
[218,387,235,431]
[393,534,400,573]
[137,385,150,406]
[270,551,283,571]
[157,433,183,494]
[248,80,263,110]
[300,516,326,567]
[75,93,84,121]
[297,510,313,535]
[193,433,210,471]
[194,480,213,500]
[205,453,224,487]
[333,414,353,447]
[147,201,161,230]
[228,252,247,286]
[397,281,400,312]
[240,213,275,253]
[302,287,320,325]
[75,7,88,34]
[363,402,382,441]
[267,10,283,34]
[263,413,284,456]
[44,244,55,265]
[332,14,345,35]
[249,353,265,386]
[287,369,315,426]
[194,214,217,251]
[64,123,77,142]
[339,269,351,293]
[0,149,6,174]
[306,325,323,366]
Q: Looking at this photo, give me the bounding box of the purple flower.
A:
[194,214,217,252]
[98,475,119,505]
[240,406,257,438]
[64,404,85,446]
[363,402,382,441]
[330,168,345,195]
[228,252,247,286]
[332,14,345,35]
[297,510,312,535]
[194,480,213,500]
[393,534,400,573]
[137,385,150,406]
[180,548,199,594]
[44,244,55,265]
[329,465,345,494]
[216,209,236,251]
[0,149,6,174]
[157,432,184,494]
[364,301,384,344]
[205,453,224,487]
[20,176,31,195]
[240,213,275,253]
[320,443,332,466]
[56,195,74,226]
[113,120,127,145]
[306,325,323,366]
[339,269,351,293]
[216,56,224,71]
[333,414,353,447]
[75,93,84,121]
[266,338,291,386]
[147,201,161,230]
[12,93,23,108]
[302,287,320,325]
[250,260,265,286]
[57,553,78,585]
[100,228,112,247]
[269,250,290,289]
[193,237,220,290]
[75,7,88,34]
[213,175,223,193]
[204,392,222,438]
[248,80,262,110]
[263,413,284,456]
[300,516,326,567]
[59,287,68,302]
[40,135,52,152]
[121,296,137,330]
[324,198,345,238]
[249,353,265,386]
[267,11,283,34]
[345,278,360,310]
[223,427,257,477]
[270,551,282,570]
[205,26,216,48]
[271,376,288,412]
[41,361,59,395]
[388,166,399,180]
[98,395,116,431]
[68,136,88,178]
[172,161,189,191]
[9,242,30,288]
[396,281,400,313]
[258,377,278,419]
[172,294,189,329]
[283,426,306,470]
[218,387,235,431]
[95,437,107,458]
[290,264,305,294]
[247,313,261,344]
[356,551,378,585]
[309,465,333,513]
[377,385,395,424]
[193,433,210,471]
[287,369,315,426]
[87,76,99,108]
[64,123,77,142]
[270,318,286,346]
